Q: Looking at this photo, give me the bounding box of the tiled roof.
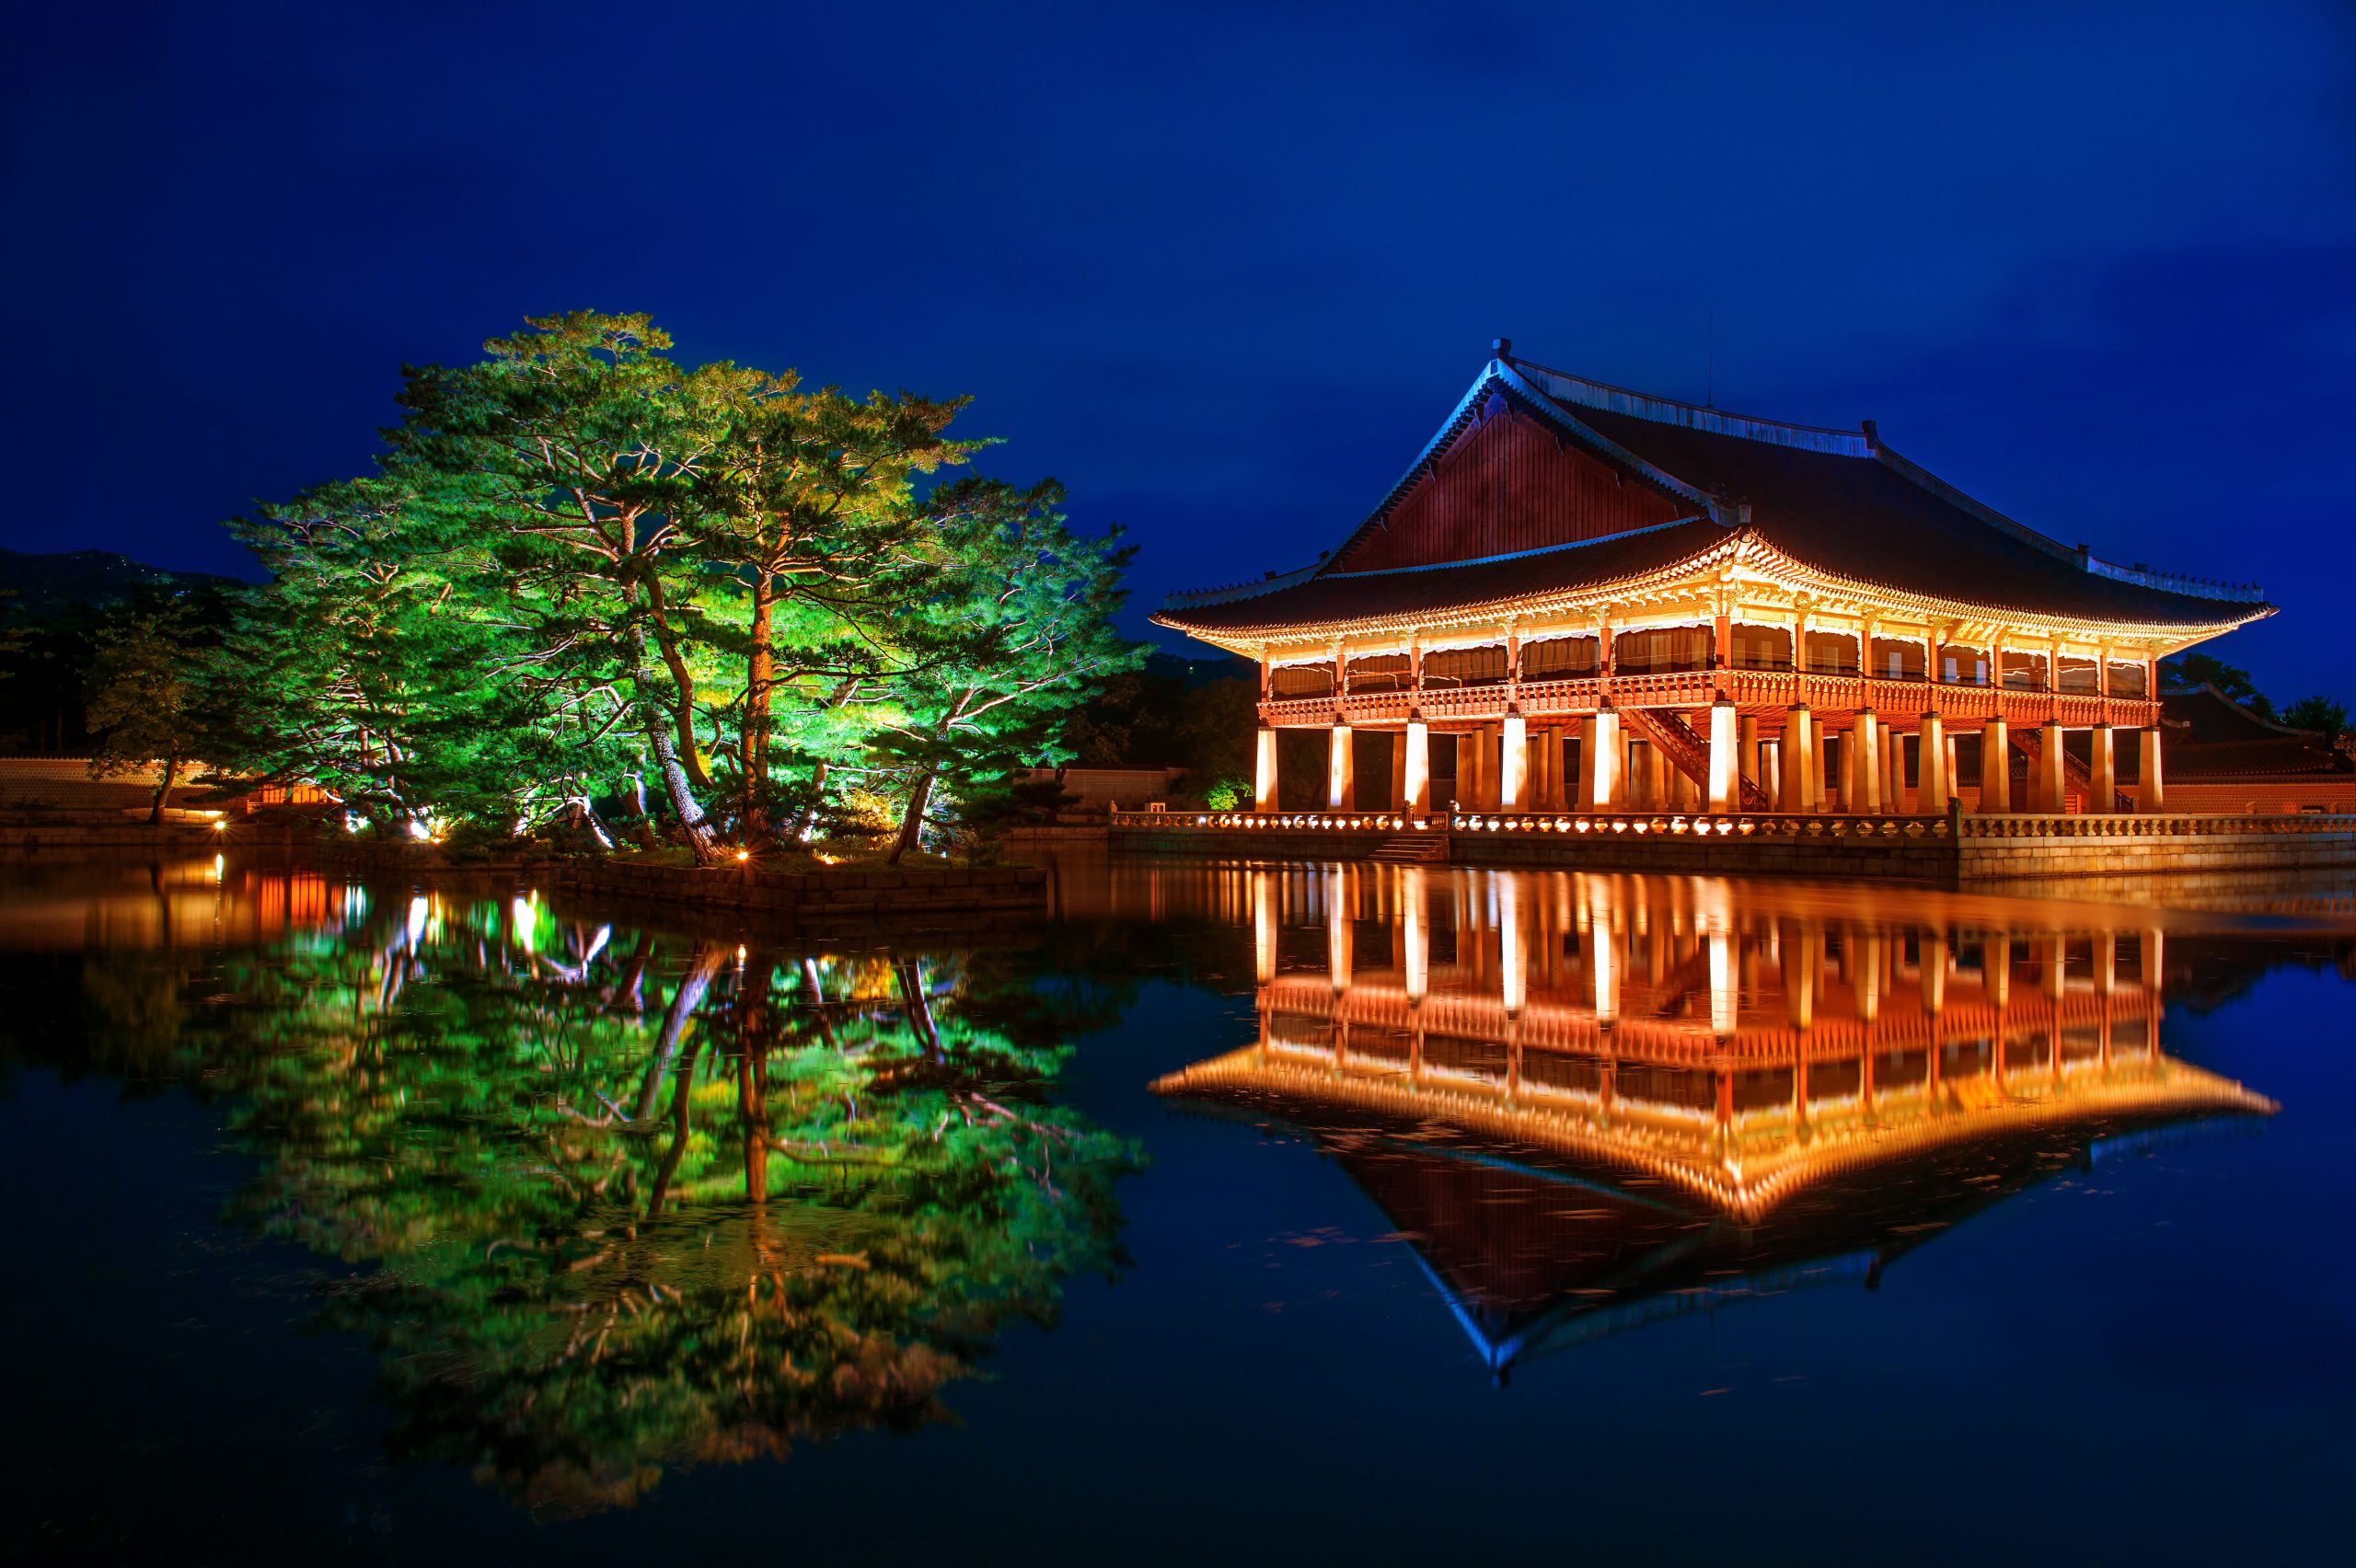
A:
[1553,391,2265,628]
[1158,352,2274,638]
[1155,517,1730,636]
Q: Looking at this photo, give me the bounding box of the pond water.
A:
[2,852,2351,1564]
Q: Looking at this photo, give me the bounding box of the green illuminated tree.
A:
[872,478,1142,861]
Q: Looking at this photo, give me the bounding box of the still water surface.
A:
[2,853,2351,1563]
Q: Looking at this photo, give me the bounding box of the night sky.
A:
[7,3,2351,699]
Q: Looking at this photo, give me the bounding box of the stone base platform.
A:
[1110,809,2356,888]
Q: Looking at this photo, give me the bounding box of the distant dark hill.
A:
[0,547,243,622]
[0,548,245,754]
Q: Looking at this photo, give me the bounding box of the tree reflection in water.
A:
[39,882,1138,1516]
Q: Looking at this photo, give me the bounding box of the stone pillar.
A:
[1480,723,1503,810]
[2038,721,2064,814]
[1919,712,1949,813]
[1387,731,1406,812]
[1980,716,2010,813]
[1403,717,1431,815]
[1946,734,1960,812]
[1835,731,1854,813]
[1883,726,1902,813]
[1762,739,1783,809]
[1852,709,1881,813]
[1576,716,1599,812]
[1707,698,1738,813]
[1499,874,1527,1016]
[1542,728,1565,809]
[1254,726,1278,813]
[1327,868,1353,992]
[1328,721,1355,812]
[1643,741,1667,809]
[2088,723,2116,813]
[1402,867,1428,1001]
[1782,705,1814,813]
[1590,707,1623,809]
[1739,712,1761,790]
[2138,726,2165,813]
[1253,870,1276,983]
[1500,709,1528,811]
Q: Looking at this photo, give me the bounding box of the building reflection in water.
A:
[1150,862,2279,1378]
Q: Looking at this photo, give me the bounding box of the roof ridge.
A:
[1507,354,1876,455]
[1319,362,1722,574]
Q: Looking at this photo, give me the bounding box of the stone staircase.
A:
[1625,706,1774,812]
[1369,836,1449,864]
[2008,727,2133,813]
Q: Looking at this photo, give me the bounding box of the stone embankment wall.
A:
[548,859,1048,922]
[2,818,311,855]
[1952,819,2356,881]
[1111,813,2356,887]
[311,841,1048,924]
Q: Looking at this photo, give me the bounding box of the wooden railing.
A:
[1261,669,2159,730]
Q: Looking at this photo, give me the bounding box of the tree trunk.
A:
[629,622,718,864]
[741,572,776,836]
[652,728,720,864]
[634,943,722,1123]
[887,766,937,864]
[640,572,717,792]
[148,755,180,825]
[793,759,829,843]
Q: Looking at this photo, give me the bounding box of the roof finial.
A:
[1492,337,1512,361]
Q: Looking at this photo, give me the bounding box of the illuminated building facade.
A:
[1154,345,2273,818]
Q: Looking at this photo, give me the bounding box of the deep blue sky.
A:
[6,3,2351,699]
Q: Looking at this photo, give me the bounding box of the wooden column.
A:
[1981,716,2010,813]
[1403,717,1430,815]
[1577,715,1600,813]
[1328,720,1355,812]
[1919,711,1949,814]
[1782,704,1814,813]
[1707,698,1738,813]
[1852,709,1881,813]
[2138,727,2165,813]
[2088,723,2116,813]
[1500,709,1529,811]
[1591,707,1623,809]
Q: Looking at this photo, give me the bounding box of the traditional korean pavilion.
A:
[1154,343,2275,817]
